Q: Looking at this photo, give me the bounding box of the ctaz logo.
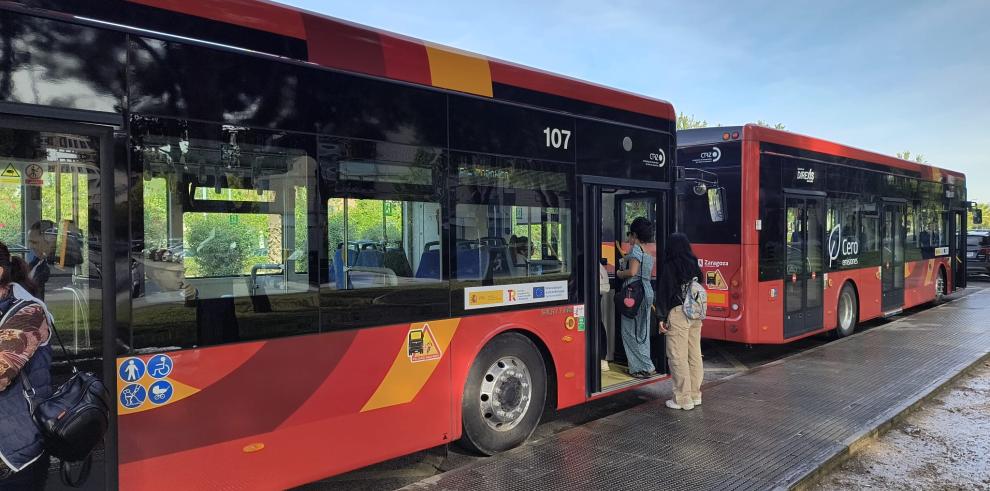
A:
[699,147,721,162]
[644,148,666,168]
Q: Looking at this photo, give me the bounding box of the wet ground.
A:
[301,282,988,491]
[814,359,990,491]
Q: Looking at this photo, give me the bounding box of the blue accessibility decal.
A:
[119,357,145,383]
[120,384,146,409]
[147,354,174,379]
[148,380,174,405]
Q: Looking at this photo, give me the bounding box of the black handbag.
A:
[20,315,111,487]
[615,278,645,319]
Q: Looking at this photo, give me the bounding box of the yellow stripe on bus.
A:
[361,319,460,412]
[425,45,493,97]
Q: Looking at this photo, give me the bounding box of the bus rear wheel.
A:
[460,332,547,456]
[835,283,858,338]
[934,268,947,304]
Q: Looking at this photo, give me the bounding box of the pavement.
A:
[400,286,990,490]
[814,359,990,490]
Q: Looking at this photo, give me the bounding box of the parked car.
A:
[967,231,990,278]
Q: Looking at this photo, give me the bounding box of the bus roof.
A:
[122,0,676,122]
[679,124,965,181]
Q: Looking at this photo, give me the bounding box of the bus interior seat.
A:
[416,242,441,279]
[457,243,490,280]
[384,248,413,278]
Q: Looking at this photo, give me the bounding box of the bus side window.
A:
[318,137,449,330]
[132,119,319,349]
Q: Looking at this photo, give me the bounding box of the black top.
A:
[656,255,702,322]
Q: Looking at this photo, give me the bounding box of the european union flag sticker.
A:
[533,287,545,298]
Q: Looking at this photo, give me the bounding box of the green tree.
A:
[756,120,786,130]
[184,213,257,277]
[896,151,927,163]
[677,112,709,130]
[969,202,990,231]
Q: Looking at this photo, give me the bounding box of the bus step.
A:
[882,309,904,318]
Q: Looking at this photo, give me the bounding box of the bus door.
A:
[0,114,115,487]
[783,195,825,338]
[583,180,665,394]
[881,202,906,312]
[949,210,967,289]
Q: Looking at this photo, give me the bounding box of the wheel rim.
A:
[936,272,946,298]
[838,289,855,332]
[479,356,532,432]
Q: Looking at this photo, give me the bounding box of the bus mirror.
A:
[708,187,726,223]
[974,208,983,225]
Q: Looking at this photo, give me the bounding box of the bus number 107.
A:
[543,127,572,150]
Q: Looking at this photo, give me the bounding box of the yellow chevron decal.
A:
[361,319,460,412]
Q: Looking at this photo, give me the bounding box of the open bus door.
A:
[583,178,666,394]
[0,114,117,487]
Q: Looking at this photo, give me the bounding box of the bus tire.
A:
[934,267,947,304]
[459,332,547,456]
[835,283,858,338]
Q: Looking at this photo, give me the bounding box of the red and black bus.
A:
[676,125,972,345]
[0,0,678,487]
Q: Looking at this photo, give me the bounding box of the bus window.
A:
[452,153,572,285]
[319,137,449,328]
[328,198,442,289]
[130,118,318,349]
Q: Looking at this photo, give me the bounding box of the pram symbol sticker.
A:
[407,324,442,363]
[119,357,145,382]
[148,380,174,405]
[148,354,173,379]
[120,384,146,409]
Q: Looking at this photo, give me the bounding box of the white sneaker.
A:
[693,397,702,406]
[601,360,610,372]
[665,399,695,411]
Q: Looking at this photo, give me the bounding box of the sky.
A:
[277,0,990,202]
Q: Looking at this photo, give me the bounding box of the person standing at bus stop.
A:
[0,241,54,489]
[657,233,704,410]
[615,217,656,379]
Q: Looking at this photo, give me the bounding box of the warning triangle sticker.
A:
[407,324,442,363]
[705,269,728,290]
[0,164,19,178]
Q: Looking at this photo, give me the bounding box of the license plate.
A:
[967,251,977,258]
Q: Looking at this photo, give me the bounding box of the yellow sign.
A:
[706,269,728,291]
[407,323,442,363]
[0,163,19,185]
[468,289,503,307]
[1,164,19,178]
[564,316,576,330]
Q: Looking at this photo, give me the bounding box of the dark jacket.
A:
[0,295,53,472]
[656,255,702,322]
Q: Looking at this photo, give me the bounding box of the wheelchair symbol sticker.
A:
[148,380,174,405]
[120,384,146,409]
[119,358,145,383]
[148,354,173,379]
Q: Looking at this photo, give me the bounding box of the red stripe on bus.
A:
[302,13,387,78]
[127,0,308,39]
[489,60,675,121]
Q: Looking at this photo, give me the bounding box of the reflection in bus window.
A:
[453,154,572,283]
[131,118,317,349]
[327,198,442,289]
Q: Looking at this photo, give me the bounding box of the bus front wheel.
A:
[835,283,858,338]
[459,332,547,456]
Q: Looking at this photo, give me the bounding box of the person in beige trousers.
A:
[656,233,704,410]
